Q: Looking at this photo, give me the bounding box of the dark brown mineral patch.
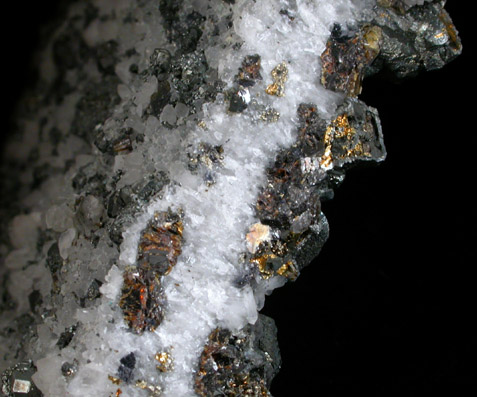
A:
[119,267,166,334]
[120,210,183,334]
[137,210,183,276]
[236,54,262,87]
[320,24,382,96]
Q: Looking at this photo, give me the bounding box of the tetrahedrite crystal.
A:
[194,315,280,396]
[0,0,460,396]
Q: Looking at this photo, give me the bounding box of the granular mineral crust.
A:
[368,0,462,78]
[194,315,280,397]
[0,0,461,396]
[249,96,384,283]
[186,143,224,186]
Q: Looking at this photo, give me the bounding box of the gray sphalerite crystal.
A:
[0,0,460,396]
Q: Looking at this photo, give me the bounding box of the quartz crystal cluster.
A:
[0,0,460,396]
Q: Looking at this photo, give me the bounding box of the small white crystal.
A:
[58,228,77,259]
[76,195,104,237]
[161,104,177,125]
[246,223,271,254]
[4,248,35,271]
[100,265,123,300]
[8,213,41,249]
[45,204,74,232]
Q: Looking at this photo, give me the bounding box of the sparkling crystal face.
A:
[12,380,31,393]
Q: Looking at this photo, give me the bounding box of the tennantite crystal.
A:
[0,1,461,396]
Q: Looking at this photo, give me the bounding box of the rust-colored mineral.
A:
[137,210,183,275]
[120,210,183,333]
[320,24,382,96]
[236,54,262,87]
[119,267,166,333]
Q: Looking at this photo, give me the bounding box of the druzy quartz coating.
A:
[0,0,461,396]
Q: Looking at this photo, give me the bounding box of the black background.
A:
[1,2,474,396]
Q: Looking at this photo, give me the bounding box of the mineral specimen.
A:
[0,0,461,396]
